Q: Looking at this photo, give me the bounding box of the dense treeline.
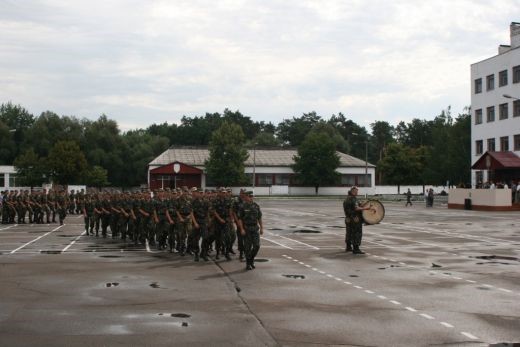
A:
[0,101,470,188]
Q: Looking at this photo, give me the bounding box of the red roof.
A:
[472,151,520,170]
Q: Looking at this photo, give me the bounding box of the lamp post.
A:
[252,144,256,194]
[352,132,369,197]
[503,94,520,100]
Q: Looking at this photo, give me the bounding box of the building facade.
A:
[0,166,17,190]
[471,22,520,186]
[148,147,376,195]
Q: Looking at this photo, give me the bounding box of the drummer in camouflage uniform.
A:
[343,186,370,255]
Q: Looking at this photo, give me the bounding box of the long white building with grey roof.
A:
[148,146,376,195]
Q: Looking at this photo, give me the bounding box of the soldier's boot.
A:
[225,252,231,261]
[215,251,220,260]
[239,251,244,261]
[246,261,253,271]
[345,243,352,252]
[353,246,365,254]
[194,253,199,262]
[251,260,255,269]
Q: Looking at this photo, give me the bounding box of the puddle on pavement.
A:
[349,275,359,277]
[477,286,491,290]
[293,229,321,233]
[99,255,122,258]
[472,255,519,261]
[378,265,401,270]
[255,258,269,262]
[477,262,513,265]
[106,282,119,288]
[289,225,297,228]
[328,225,344,228]
[182,322,189,327]
[431,263,442,268]
[465,223,472,225]
[489,343,520,347]
[171,313,191,318]
[57,235,77,237]
[282,274,305,279]
[391,222,404,225]
[268,228,282,230]
[150,282,161,289]
[40,250,62,254]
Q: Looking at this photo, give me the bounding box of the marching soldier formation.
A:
[0,187,264,271]
[1,189,72,226]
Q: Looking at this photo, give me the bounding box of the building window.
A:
[476,140,483,155]
[486,74,495,90]
[476,171,484,187]
[0,173,4,187]
[499,103,508,120]
[341,174,371,187]
[499,70,508,87]
[514,100,520,117]
[475,109,483,124]
[515,135,520,151]
[487,138,495,152]
[8,174,16,187]
[274,174,290,185]
[474,78,482,94]
[513,65,520,84]
[257,174,273,186]
[486,106,495,122]
[500,136,509,151]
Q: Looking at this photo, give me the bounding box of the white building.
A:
[471,22,520,186]
[0,166,17,190]
[148,147,376,195]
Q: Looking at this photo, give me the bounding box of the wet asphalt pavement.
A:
[0,199,519,346]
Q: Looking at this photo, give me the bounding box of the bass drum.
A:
[360,200,385,225]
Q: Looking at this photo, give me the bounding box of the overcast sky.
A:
[1,0,518,131]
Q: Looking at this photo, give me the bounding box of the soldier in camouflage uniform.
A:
[232,189,246,260]
[176,189,195,256]
[83,194,95,235]
[343,186,370,254]
[191,188,208,261]
[55,190,67,225]
[166,190,178,252]
[238,191,263,270]
[154,190,170,250]
[213,188,233,260]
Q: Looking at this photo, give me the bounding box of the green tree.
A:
[47,140,87,185]
[0,120,16,164]
[292,131,340,194]
[205,121,249,186]
[277,111,322,146]
[378,143,425,192]
[84,166,109,188]
[0,102,35,160]
[14,148,47,188]
[370,121,395,183]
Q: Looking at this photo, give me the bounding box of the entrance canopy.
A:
[471,151,520,170]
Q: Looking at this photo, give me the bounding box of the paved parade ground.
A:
[0,198,519,346]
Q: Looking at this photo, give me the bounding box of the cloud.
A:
[0,0,519,131]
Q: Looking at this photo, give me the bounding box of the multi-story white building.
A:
[471,22,520,187]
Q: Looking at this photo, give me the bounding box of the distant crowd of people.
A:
[476,180,520,203]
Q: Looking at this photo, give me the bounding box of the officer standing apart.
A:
[343,186,370,254]
[238,191,263,271]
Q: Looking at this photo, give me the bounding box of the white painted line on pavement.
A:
[274,233,320,250]
[262,237,294,250]
[9,225,64,254]
[390,300,401,305]
[461,332,479,340]
[62,230,86,252]
[440,322,454,328]
[420,313,434,320]
[405,307,417,312]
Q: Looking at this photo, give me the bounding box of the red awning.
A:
[471,151,520,170]
[150,161,202,175]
